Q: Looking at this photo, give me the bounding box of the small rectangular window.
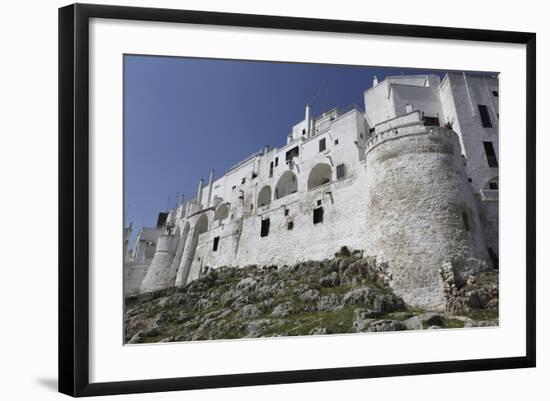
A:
[478,105,493,128]
[250,203,254,210]
[317,199,322,206]
[269,162,274,177]
[489,182,498,190]
[334,139,339,145]
[313,207,324,224]
[483,141,498,167]
[275,157,278,167]
[287,221,294,230]
[260,218,270,237]
[284,208,289,216]
[213,236,220,251]
[336,164,346,179]
[285,146,299,162]
[319,138,326,152]
[302,128,306,136]
[492,90,499,97]
[241,177,246,184]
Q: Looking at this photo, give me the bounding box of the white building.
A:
[125,72,499,311]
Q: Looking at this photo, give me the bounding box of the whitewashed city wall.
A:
[127,73,499,311]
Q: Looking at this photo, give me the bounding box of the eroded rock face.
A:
[124,251,499,343]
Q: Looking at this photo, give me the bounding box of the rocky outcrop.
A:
[125,249,499,343]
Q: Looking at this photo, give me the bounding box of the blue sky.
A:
[124,55,486,244]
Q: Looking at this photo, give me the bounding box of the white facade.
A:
[126,72,499,311]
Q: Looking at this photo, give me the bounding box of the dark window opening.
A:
[319,138,326,152]
[156,212,168,228]
[489,182,498,190]
[330,116,335,121]
[251,172,257,179]
[336,164,346,179]
[462,212,470,232]
[313,207,324,225]
[468,178,472,182]
[275,157,279,167]
[423,116,440,126]
[334,139,339,145]
[284,208,289,216]
[213,236,220,252]
[317,199,322,206]
[483,141,498,167]
[232,185,236,190]
[241,177,246,185]
[250,203,254,210]
[492,90,499,97]
[260,218,270,237]
[285,146,299,162]
[487,247,499,269]
[478,105,493,128]
[369,128,375,134]
[287,221,294,230]
[302,128,306,136]
[269,162,274,177]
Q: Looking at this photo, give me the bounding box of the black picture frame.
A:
[58,3,536,397]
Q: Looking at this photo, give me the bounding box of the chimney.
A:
[207,170,215,207]
[305,104,312,137]
[196,178,204,207]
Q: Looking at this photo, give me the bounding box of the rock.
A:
[236,277,258,293]
[271,301,294,317]
[317,294,342,312]
[300,289,320,303]
[388,311,413,320]
[243,319,272,337]
[236,304,262,320]
[366,320,404,332]
[221,289,242,307]
[231,295,251,310]
[404,316,423,330]
[309,327,331,335]
[464,320,498,328]
[141,326,162,338]
[319,272,340,288]
[343,287,374,306]
[415,313,444,327]
[354,308,383,320]
[343,287,403,313]
[127,331,143,344]
[353,318,374,332]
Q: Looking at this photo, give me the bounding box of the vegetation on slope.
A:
[125,247,498,344]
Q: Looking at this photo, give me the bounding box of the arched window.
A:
[307,163,332,189]
[195,213,209,235]
[275,171,298,199]
[257,185,272,207]
[213,203,230,221]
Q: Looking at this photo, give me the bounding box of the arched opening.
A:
[307,163,332,189]
[195,213,208,235]
[214,202,230,221]
[257,185,272,207]
[275,171,298,199]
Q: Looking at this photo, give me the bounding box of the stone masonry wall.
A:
[364,125,488,310]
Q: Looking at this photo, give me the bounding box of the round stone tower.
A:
[364,125,488,311]
[140,233,180,293]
